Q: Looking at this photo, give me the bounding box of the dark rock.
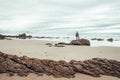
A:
[46,43,66,47]
[18,33,27,39]
[48,39,90,47]
[91,38,104,41]
[83,69,100,77]
[46,43,53,46]
[91,38,97,40]
[70,39,90,46]
[0,34,5,40]
[55,37,59,39]
[107,38,113,42]
[97,38,104,41]
[55,44,65,47]
[73,65,83,72]
[54,65,75,78]
[57,42,69,45]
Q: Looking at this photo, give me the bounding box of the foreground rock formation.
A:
[0,51,120,78]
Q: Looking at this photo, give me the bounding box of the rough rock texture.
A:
[70,39,90,46]
[0,52,120,78]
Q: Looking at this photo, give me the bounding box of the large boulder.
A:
[18,33,27,39]
[70,39,90,46]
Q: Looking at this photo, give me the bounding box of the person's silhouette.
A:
[75,31,79,40]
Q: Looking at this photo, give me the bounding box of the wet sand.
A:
[0,73,120,80]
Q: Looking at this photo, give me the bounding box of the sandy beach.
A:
[1,0,120,80]
[0,73,120,80]
[0,40,120,80]
[0,40,120,61]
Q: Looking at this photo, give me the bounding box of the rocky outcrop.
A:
[55,44,65,47]
[0,33,32,40]
[46,43,65,47]
[107,38,113,42]
[70,39,90,46]
[18,33,26,39]
[46,39,90,47]
[0,52,120,78]
[57,42,69,45]
[91,38,104,41]
[0,34,5,40]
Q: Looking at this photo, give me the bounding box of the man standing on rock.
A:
[76,31,79,40]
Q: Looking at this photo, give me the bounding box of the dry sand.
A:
[0,40,120,80]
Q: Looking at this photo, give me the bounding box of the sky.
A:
[0,0,120,34]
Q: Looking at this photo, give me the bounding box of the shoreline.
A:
[1,39,120,47]
[1,33,120,47]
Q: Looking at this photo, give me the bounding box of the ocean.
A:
[0,28,120,46]
[32,33,120,47]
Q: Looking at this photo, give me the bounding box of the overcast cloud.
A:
[0,0,120,34]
